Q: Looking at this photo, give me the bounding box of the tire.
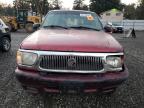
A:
[25,23,33,33]
[1,37,11,52]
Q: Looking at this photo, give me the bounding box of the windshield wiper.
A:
[43,25,68,29]
[69,26,100,31]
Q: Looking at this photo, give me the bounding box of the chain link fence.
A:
[101,20,144,30]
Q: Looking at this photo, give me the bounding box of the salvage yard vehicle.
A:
[6,9,41,32]
[15,10,128,94]
[0,18,11,52]
[104,22,113,33]
[112,22,124,33]
[104,22,124,33]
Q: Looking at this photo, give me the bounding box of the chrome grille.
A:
[39,55,104,71]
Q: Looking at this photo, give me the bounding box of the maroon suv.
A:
[15,10,128,94]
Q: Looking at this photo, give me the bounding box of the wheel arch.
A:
[26,21,34,24]
[1,34,11,42]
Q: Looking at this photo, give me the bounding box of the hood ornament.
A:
[67,58,76,68]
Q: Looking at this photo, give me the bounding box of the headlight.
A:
[17,51,38,66]
[1,28,7,33]
[106,56,123,69]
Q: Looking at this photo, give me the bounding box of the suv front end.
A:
[15,49,128,94]
[15,10,128,94]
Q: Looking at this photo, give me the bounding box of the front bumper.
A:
[113,28,124,33]
[15,68,128,93]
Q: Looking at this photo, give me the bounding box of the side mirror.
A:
[33,23,41,31]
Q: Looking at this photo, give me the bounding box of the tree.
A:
[34,0,49,15]
[3,5,15,16]
[89,0,123,15]
[81,5,89,10]
[13,0,30,10]
[73,0,88,10]
[0,3,2,9]
[124,4,136,19]
[29,0,50,21]
[0,3,2,15]
[136,0,144,19]
[0,3,15,16]
[13,0,50,16]
[51,0,62,9]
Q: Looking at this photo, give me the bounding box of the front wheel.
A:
[1,37,11,52]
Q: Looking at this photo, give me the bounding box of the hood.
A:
[20,29,123,53]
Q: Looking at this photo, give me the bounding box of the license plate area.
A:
[59,81,84,93]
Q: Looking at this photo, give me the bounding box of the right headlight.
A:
[1,28,7,33]
[106,56,123,70]
[17,51,38,66]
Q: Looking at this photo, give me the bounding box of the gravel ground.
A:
[0,31,144,108]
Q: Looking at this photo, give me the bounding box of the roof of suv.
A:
[49,10,95,14]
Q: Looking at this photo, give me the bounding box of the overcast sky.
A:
[0,0,138,9]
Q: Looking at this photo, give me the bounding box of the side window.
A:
[106,13,110,16]
[116,13,121,16]
[91,13,103,30]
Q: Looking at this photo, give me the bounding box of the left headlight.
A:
[1,28,7,33]
[106,56,123,70]
[17,51,38,66]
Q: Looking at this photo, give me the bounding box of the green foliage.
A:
[89,0,124,15]
[32,0,50,15]
[124,4,136,19]
[13,0,51,16]
[136,0,144,19]
[13,0,30,10]
[51,0,62,9]
[1,0,144,20]
[73,0,88,10]
[124,0,144,19]
[0,4,15,16]
[12,0,62,16]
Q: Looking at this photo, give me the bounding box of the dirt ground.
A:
[0,31,144,108]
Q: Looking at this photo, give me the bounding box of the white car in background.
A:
[0,18,11,52]
[112,22,124,33]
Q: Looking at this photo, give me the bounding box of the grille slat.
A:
[97,57,99,70]
[39,55,104,72]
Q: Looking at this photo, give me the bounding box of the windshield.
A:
[112,23,121,26]
[42,11,103,31]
